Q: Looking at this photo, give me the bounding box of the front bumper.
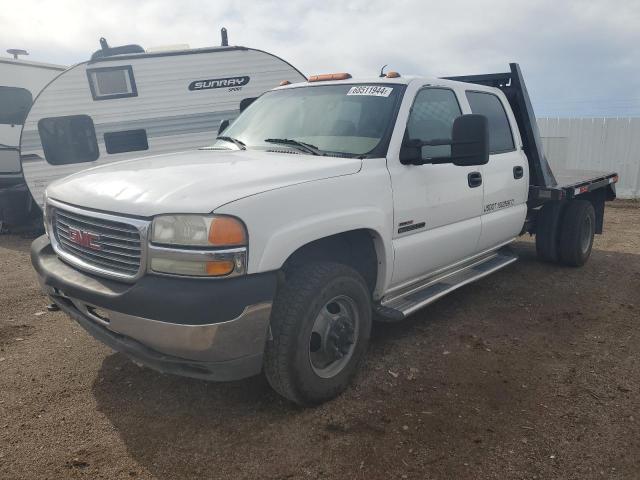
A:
[31,236,278,381]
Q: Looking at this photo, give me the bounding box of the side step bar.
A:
[374,247,518,321]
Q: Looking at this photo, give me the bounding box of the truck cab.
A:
[31,65,617,405]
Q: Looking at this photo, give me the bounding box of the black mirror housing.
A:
[399,138,423,165]
[239,97,257,112]
[400,114,489,166]
[218,119,230,134]
[450,114,489,167]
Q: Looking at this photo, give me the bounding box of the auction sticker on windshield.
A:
[347,86,393,97]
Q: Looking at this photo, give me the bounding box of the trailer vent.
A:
[52,207,143,279]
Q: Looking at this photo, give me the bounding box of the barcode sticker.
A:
[347,86,393,97]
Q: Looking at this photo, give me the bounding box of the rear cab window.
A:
[465,91,515,154]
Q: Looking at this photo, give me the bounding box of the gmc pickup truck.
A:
[31,64,618,405]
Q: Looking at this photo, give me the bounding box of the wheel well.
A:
[529,189,607,237]
[282,230,379,293]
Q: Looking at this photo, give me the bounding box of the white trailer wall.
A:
[538,117,640,198]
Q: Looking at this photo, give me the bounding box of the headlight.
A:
[149,215,248,277]
[151,215,247,247]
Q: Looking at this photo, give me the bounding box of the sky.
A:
[1,0,639,117]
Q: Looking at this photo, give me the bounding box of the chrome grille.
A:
[52,207,143,278]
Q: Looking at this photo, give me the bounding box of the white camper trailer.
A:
[20,33,307,212]
[0,52,65,228]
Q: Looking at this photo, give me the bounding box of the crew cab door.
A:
[386,86,483,288]
[464,91,529,250]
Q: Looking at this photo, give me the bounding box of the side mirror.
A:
[218,119,230,134]
[450,114,489,167]
[239,97,257,112]
[400,114,489,166]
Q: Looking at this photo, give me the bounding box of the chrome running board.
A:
[375,247,518,321]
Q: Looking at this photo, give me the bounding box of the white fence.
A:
[537,117,640,198]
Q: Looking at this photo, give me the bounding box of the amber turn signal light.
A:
[308,73,352,82]
[205,260,235,276]
[208,216,247,246]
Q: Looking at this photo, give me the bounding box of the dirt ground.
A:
[1,202,639,480]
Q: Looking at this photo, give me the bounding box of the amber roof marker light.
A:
[385,71,401,78]
[279,80,291,86]
[308,73,352,82]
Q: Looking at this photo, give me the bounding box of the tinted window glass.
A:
[104,129,148,154]
[0,86,33,125]
[217,84,403,157]
[87,66,137,100]
[406,88,461,158]
[38,115,99,165]
[466,92,514,153]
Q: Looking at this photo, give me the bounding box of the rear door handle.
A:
[468,171,482,188]
[513,166,524,179]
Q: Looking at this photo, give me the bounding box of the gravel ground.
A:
[1,202,639,479]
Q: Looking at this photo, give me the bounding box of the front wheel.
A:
[264,262,372,405]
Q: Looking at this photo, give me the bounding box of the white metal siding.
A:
[538,117,640,198]
[20,48,306,207]
[0,61,65,150]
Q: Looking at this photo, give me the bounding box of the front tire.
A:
[264,262,372,406]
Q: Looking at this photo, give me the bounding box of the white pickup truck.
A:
[31,64,618,405]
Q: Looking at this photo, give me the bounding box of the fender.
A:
[215,159,395,297]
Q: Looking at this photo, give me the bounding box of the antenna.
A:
[7,49,28,60]
[379,64,388,78]
[221,27,229,47]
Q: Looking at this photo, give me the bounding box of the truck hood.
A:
[47,149,363,217]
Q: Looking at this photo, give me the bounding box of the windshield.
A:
[214,83,404,157]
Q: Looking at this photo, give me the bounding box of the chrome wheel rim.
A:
[309,295,359,379]
[580,214,593,254]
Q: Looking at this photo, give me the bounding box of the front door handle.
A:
[513,166,524,179]
[468,171,482,188]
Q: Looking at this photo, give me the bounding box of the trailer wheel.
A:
[558,200,595,267]
[264,262,372,406]
[535,202,565,263]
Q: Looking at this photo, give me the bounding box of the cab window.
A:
[406,88,462,159]
[465,91,515,153]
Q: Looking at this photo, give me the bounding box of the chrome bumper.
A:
[47,289,272,381]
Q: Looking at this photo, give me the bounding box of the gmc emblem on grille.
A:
[68,227,101,250]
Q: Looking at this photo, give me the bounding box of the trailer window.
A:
[104,129,149,154]
[38,115,99,165]
[465,91,515,154]
[0,86,33,125]
[406,88,462,159]
[87,66,137,100]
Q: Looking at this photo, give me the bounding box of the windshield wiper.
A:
[216,135,246,150]
[264,138,324,156]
